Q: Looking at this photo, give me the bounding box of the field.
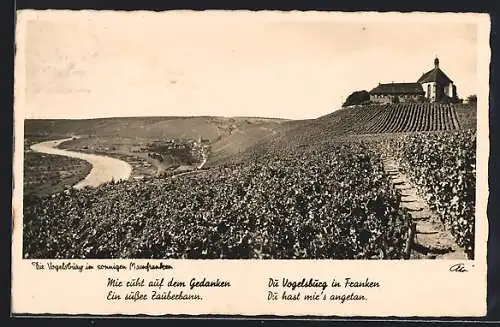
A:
[23,151,92,198]
[24,141,412,259]
[293,103,470,137]
[22,102,477,259]
[208,103,474,166]
[378,130,476,257]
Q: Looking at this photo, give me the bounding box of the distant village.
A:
[343,57,475,107]
[136,136,211,165]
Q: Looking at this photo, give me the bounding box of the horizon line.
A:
[23,114,304,121]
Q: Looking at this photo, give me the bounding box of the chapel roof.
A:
[417,57,453,84]
[369,82,425,95]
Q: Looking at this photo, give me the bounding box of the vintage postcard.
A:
[12,10,490,316]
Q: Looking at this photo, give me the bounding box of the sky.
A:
[20,11,480,120]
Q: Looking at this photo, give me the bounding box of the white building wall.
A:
[448,82,454,97]
[421,82,436,102]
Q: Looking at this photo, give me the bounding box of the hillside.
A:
[25,103,476,169]
[209,102,477,166]
[317,102,476,134]
[24,103,477,260]
[24,116,287,141]
[24,116,288,175]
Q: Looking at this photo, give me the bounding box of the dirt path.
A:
[30,138,132,189]
[382,157,467,259]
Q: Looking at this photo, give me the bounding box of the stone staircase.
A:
[382,157,467,259]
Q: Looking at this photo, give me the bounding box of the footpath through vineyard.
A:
[382,156,467,259]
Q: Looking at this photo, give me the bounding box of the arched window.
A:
[427,84,431,97]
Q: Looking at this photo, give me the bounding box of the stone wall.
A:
[370,94,424,104]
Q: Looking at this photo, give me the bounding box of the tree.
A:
[342,90,370,107]
[466,94,477,104]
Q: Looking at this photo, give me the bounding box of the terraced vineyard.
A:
[23,101,477,259]
[208,103,476,167]
[362,103,460,133]
[316,102,474,135]
[454,103,477,130]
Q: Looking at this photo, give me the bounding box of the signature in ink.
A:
[449,263,468,272]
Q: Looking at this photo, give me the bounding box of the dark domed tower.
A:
[417,57,456,102]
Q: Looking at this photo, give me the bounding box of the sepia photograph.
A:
[12,10,491,317]
[19,12,479,261]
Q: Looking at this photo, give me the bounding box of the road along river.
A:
[30,138,132,189]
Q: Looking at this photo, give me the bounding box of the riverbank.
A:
[28,138,132,193]
[23,151,92,197]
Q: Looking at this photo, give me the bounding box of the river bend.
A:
[30,138,132,189]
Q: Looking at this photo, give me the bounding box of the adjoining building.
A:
[369,57,458,104]
[369,82,424,104]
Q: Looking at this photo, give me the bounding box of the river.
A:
[30,138,132,189]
